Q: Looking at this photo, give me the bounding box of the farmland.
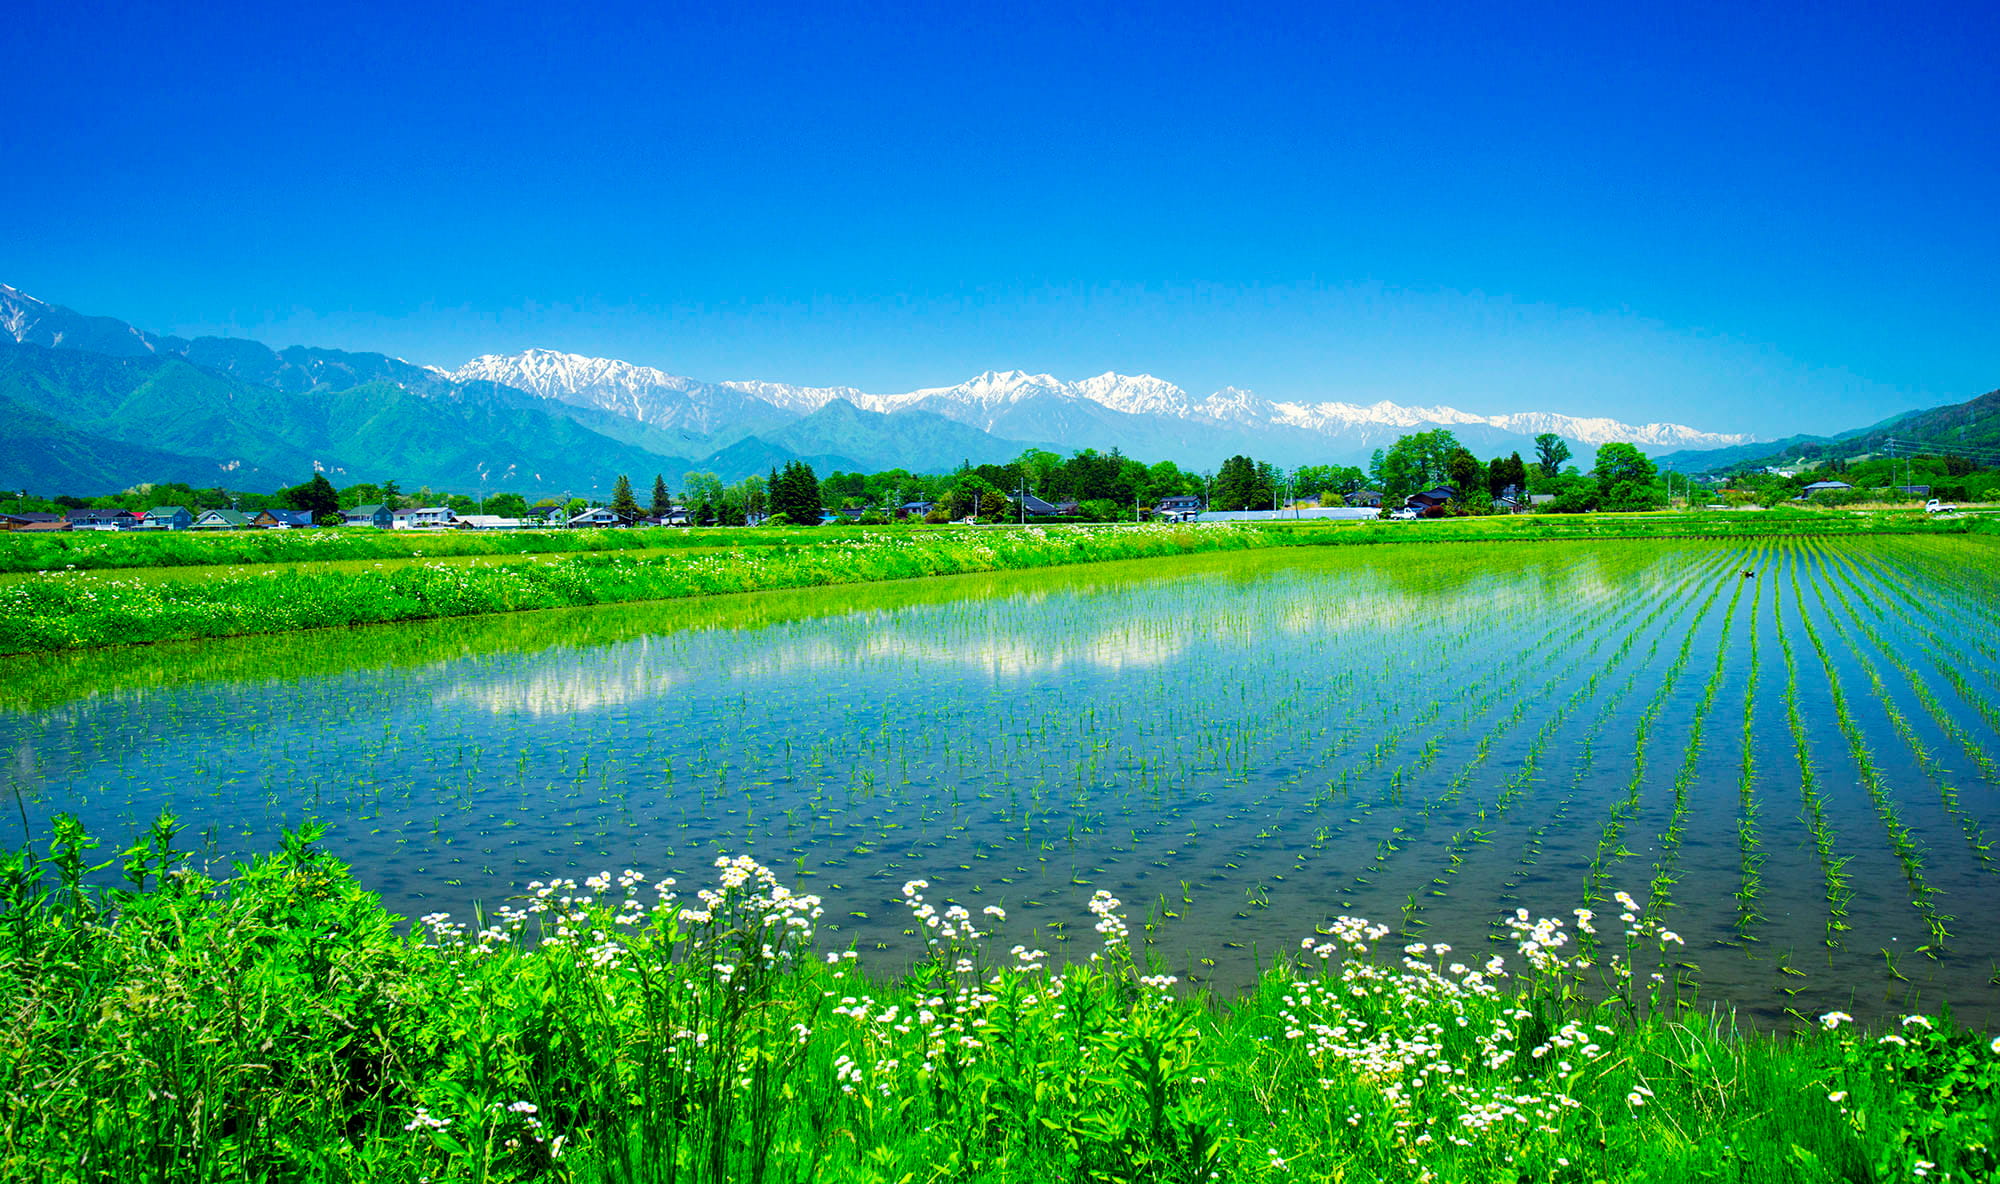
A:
[7,533,1998,1017]
[4,529,1999,1180]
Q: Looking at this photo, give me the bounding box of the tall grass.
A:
[4,821,1995,1183]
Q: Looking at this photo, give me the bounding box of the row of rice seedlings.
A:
[1836,536,2000,694]
[1769,548,1853,946]
[1820,544,2000,784]
[1731,566,1767,939]
[1401,549,1733,927]
[1807,540,2000,876]
[1566,554,1749,935]
[1331,545,1692,893]
[1232,575,1596,897]
[1642,555,1750,918]
[1106,545,1651,944]
[1580,550,1741,913]
[1843,538,2000,694]
[1784,542,1952,952]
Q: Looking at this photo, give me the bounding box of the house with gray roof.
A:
[342,504,393,528]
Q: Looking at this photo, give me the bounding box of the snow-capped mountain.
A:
[454,350,1758,466]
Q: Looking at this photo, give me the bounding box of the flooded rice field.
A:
[4,535,1999,1026]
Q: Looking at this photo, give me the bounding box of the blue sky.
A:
[6,1,1995,437]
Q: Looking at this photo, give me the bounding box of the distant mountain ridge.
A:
[454,350,1759,467]
[4,282,1770,495]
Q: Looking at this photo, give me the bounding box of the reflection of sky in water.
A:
[5,538,1998,1027]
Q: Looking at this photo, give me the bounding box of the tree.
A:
[281,473,340,521]
[1593,442,1664,512]
[770,461,822,525]
[1487,453,1528,498]
[1210,455,1274,511]
[940,473,1001,520]
[682,471,726,523]
[1376,431,1462,504]
[610,474,641,521]
[1445,450,1492,514]
[1533,434,1572,480]
[486,492,529,518]
[379,480,404,512]
[728,474,767,523]
[650,474,671,517]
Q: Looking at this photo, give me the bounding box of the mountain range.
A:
[1,282,1784,496]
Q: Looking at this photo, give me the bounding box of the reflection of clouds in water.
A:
[439,652,684,716]
[440,549,1637,707]
[729,628,1190,681]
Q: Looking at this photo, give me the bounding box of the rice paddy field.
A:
[6,533,1999,1028]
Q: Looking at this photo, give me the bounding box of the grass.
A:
[3,819,1995,1183]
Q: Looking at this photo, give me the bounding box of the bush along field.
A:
[4,819,1996,1184]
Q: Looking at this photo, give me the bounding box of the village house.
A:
[394,506,458,529]
[254,508,315,529]
[1154,494,1205,521]
[1404,486,1458,517]
[1344,489,1384,508]
[0,512,67,531]
[567,506,631,528]
[452,514,527,530]
[342,504,394,528]
[66,508,139,530]
[139,505,194,531]
[1800,480,1854,498]
[193,508,253,529]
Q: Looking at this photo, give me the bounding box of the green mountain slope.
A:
[0,393,279,491]
[760,399,1037,474]
[1657,387,2000,473]
[0,339,691,496]
[692,436,863,483]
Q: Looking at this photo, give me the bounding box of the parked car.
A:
[1926,498,1957,513]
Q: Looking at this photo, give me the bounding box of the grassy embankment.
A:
[2,512,1990,656]
[2,823,1992,1183]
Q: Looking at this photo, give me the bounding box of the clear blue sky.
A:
[6,1,1995,437]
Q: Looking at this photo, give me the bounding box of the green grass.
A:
[3,819,1994,1183]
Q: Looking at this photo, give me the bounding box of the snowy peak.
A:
[718,378,871,415]
[1482,411,1747,449]
[1075,372,1194,417]
[451,348,703,402]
